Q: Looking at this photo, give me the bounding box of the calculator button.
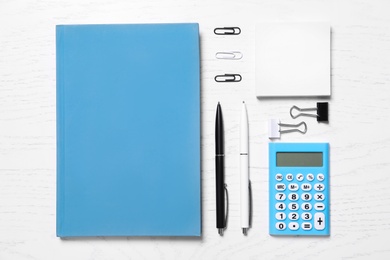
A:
[301,222,312,230]
[286,174,293,181]
[288,203,299,211]
[301,203,312,211]
[317,173,325,182]
[275,212,286,220]
[275,173,283,181]
[296,173,304,181]
[301,193,312,201]
[275,183,286,191]
[301,183,312,191]
[314,203,326,211]
[288,212,299,220]
[275,193,286,201]
[288,183,299,191]
[288,193,299,201]
[276,222,286,230]
[314,193,325,201]
[306,174,314,182]
[301,212,312,220]
[314,183,325,191]
[288,222,299,231]
[314,213,325,230]
[275,203,286,211]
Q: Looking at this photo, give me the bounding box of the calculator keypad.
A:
[271,172,328,235]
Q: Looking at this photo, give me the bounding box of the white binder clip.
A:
[268,119,307,139]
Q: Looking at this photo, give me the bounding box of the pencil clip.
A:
[214,27,241,35]
[215,51,243,60]
[215,74,242,82]
[290,102,329,122]
[268,119,307,139]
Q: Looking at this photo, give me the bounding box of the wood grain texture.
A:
[1,0,390,259]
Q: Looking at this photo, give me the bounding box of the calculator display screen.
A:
[276,152,323,167]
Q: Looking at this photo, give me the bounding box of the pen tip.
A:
[243,228,248,235]
[218,228,224,236]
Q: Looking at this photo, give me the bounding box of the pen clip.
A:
[224,184,229,229]
[248,180,252,229]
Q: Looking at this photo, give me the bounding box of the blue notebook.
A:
[56,24,201,237]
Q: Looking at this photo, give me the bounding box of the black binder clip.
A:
[215,74,242,82]
[214,27,241,35]
[290,102,329,122]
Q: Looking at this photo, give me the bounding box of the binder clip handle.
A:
[290,106,317,119]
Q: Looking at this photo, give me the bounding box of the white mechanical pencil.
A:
[240,101,250,235]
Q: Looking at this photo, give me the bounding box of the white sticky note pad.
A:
[256,22,330,97]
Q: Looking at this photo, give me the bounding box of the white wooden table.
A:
[1,0,390,259]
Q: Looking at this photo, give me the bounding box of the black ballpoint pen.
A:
[215,102,226,235]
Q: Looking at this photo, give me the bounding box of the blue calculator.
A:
[269,143,329,236]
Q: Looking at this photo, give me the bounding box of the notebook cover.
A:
[56,24,201,237]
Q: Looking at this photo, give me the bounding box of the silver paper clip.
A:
[290,102,329,122]
[214,27,241,35]
[215,74,242,82]
[215,51,243,60]
[268,119,307,139]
